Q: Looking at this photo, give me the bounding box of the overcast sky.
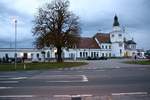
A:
[0,0,150,49]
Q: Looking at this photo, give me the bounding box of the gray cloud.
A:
[74,0,150,49]
[0,0,150,49]
[0,1,34,48]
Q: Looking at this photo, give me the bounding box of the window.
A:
[109,53,111,57]
[97,52,99,57]
[69,53,74,58]
[132,45,135,49]
[37,53,39,58]
[102,45,104,49]
[105,45,107,49]
[118,34,122,37]
[91,52,94,58]
[120,49,122,55]
[47,51,50,58]
[106,53,108,57]
[109,45,111,49]
[94,52,96,57]
[83,52,85,57]
[14,53,17,58]
[119,43,123,47]
[102,53,104,57]
[112,34,114,37]
[5,53,8,58]
[80,52,82,57]
[85,52,88,57]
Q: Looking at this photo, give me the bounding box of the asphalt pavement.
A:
[0,59,150,100]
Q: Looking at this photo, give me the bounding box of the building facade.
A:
[0,16,136,60]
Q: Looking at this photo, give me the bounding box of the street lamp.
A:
[14,19,17,69]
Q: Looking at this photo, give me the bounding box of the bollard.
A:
[24,64,26,70]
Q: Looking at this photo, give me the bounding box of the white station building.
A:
[0,16,137,60]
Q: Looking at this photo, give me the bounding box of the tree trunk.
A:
[56,46,63,62]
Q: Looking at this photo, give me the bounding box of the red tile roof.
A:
[77,37,100,49]
[94,33,111,43]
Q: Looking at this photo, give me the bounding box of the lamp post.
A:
[14,19,17,69]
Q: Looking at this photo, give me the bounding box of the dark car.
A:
[9,58,22,63]
[86,57,92,60]
[86,56,107,60]
[86,57,98,60]
[98,57,107,60]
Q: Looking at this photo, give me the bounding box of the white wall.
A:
[111,42,125,57]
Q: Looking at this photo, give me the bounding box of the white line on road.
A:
[46,75,88,83]
[0,81,19,83]
[0,95,35,98]
[115,66,121,68]
[10,77,27,80]
[112,92,148,96]
[82,75,88,82]
[0,87,13,89]
[71,94,92,97]
[98,70,105,71]
[54,94,92,98]
[47,80,85,82]
[54,95,71,98]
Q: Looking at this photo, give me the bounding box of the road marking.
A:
[112,92,148,96]
[10,77,27,80]
[54,95,71,98]
[0,81,19,83]
[115,66,120,68]
[46,75,88,82]
[47,80,84,82]
[82,75,88,82]
[72,94,92,97]
[98,70,105,71]
[54,94,92,98]
[0,95,35,98]
[0,87,13,89]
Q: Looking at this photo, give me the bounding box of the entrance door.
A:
[23,53,28,59]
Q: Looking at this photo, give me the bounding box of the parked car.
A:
[137,55,146,59]
[10,58,22,63]
[146,56,150,59]
[98,57,107,60]
[31,58,39,63]
[86,56,92,60]
[86,56,107,60]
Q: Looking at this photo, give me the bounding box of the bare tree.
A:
[32,0,80,62]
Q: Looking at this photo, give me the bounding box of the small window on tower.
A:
[112,34,114,37]
[119,43,123,47]
[119,34,122,37]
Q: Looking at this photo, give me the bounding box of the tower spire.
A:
[113,15,120,26]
